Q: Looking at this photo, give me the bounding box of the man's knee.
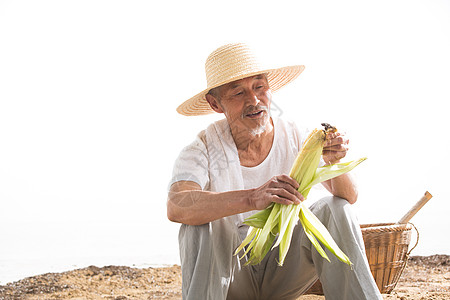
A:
[322,196,351,213]
[311,195,348,212]
[310,196,358,227]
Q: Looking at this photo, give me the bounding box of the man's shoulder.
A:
[275,117,297,130]
[274,117,301,137]
[182,118,229,150]
[205,118,230,136]
[273,117,309,151]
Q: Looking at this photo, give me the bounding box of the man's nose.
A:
[245,90,260,106]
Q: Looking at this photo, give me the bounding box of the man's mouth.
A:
[245,110,264,118]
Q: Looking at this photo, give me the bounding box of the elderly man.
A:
[167,43,381,300]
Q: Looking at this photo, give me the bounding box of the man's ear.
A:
[205,94,224,113]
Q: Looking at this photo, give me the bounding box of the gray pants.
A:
[179,197,382,300]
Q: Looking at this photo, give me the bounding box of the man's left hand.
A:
[323,131,349,165]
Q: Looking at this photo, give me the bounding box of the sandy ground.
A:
[0,255,448,300]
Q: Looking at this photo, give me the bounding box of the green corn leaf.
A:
[234,226,258,257]
[277,205,301,265]
[300,202,352,266]
[304,158,367,191]
[244,204,273,228]
[246,229,276,265]
[272,204,296,249]
[299,209,330,262]
[241,228,261,258]
[252,204,280,259]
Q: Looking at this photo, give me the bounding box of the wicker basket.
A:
[306,222,419,295]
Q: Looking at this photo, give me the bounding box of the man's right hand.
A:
[249,175,304,210]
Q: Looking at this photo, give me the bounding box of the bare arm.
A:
[321,173,358,204]
[321,131,358,204]
[167,175,304,225]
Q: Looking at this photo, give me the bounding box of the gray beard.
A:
[249,123,267,136]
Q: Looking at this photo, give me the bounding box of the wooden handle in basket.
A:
[397,191,433,224]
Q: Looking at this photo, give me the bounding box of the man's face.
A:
[208,74,272,136]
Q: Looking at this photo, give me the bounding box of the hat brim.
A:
[176,65,305,116]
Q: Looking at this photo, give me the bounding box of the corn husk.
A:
[235,127,366,266]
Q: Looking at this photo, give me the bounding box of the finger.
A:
[270,192,302,206]
[325,131,341,141]
[323,148,348,155]
[278,184,304,203]
[323,150,347,161]
[324,136,348,147]
[274,179,304,202]
[271,195,297,206]
[287,184,304,202]
[323,144,349,152]
[275,174,300,190]
[268,188,303,205]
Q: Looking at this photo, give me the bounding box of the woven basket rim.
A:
[360,222,412,233]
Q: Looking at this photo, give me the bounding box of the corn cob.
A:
[235,124,366,266]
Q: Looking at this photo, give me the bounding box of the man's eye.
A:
[256,85,263,89]
[235,91,243,96]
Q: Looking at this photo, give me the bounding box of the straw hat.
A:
[176,43,305,116]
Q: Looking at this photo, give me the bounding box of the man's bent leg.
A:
[256,209,319,300]
[226,261,260,300]
[256,196,382,300]
[309,196,382,300]
[227,223,316,300]
[179,217,242,300]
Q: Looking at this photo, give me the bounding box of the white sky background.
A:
[1,0,449,278]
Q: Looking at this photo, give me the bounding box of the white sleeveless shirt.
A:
[170,117,309,241]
